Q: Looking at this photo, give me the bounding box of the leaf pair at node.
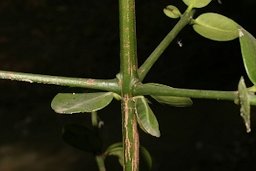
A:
[104,142,152,170]
[164,0,212,19]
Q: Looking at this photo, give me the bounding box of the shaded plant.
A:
[0,0,256,170]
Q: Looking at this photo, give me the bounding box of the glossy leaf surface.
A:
[193,13,239,41]
[163,5,181,19]
[51,92,113,114]
[238,77,251,133]
[183,0,212,8]
[239,28,256,85]
[152,95,192,107]
[134,96,160,137]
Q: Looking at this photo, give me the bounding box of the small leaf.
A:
[163,5,181,19]
[183,0,212,8]
[62,124,102,154]
[193,13,239,41]
[105,143,124,167]
[134,96,160,137]
[51,92,113,114]
[238,77,251,133]
[140,146,153,170]
[239,28,256,85]
[152,95,193,107]
[144,83,193,107]
[105,142,153,170]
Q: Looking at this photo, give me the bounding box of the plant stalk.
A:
[0,70,120,93]
[138,8,195,81]
[95,155,106,171]
[119,0,140,170]
[134,83,256,105]
[133,83,256,105]
[91,112,107,171]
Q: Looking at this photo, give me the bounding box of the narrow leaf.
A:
[134,96,160,137]
[183,0,212,8]
[193,13,239,41]
[152,95,193,107]
[239,28,256,85]
[51,92,113,114]
[144,83,193,107]
[238,77,251,133]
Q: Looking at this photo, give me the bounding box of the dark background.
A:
[0,0,256,170]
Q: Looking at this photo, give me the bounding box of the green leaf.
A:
[144,83,193,107]
[238,77,251,133]
[105,142,124,167]
[140,146,153,170]
[151,95,193,107]
[193,13,239,41]
[105,143,153,170]
[163,5,181,19]
[239,28,256,85]
[51,92,114,114]
[183,0,212,8]
[62,124,102,154]
[134,96,160,137]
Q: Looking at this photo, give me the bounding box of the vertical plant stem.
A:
[119,0,139,170]
[91,112,106,171]
[91,111,98,127]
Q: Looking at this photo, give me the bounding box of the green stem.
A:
[0,70,120,93]
[92,112,106,171]
[134,83,236,101]
[138,8,195,81]
[91,111,98,127]
[95,155,106,171]
[119,0,139,170]
[134,82,256,105]
[133,83,256,106]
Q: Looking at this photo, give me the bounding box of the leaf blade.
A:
[51,92,113,114]
[151,95,193,107]
[183,0,212,8]
[62,124,102,154]
[239,28,256,85]
[105,143,124,167]
[193,13,239,41]
[163,5,181,19]
[134,96,160,137]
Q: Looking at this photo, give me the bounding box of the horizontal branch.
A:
[0,70,120,93]
[133,83,255,104]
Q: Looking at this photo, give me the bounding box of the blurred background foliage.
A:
[0,0,256,170]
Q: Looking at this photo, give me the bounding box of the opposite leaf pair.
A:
[51,84,192,138]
